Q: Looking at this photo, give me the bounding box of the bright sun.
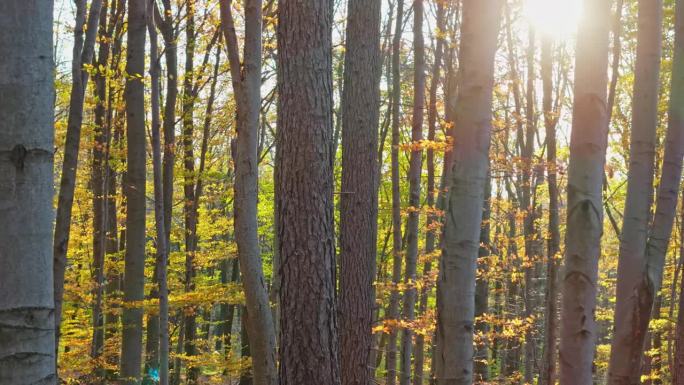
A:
[523,0,584,39]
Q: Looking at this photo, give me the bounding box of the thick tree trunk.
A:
[220,1,278,385]
[53,0,104,355]
[0,1,56,382]
[608,0,663,383]
[539,36,561,385]
[387,1,404,383]
[276,1,340,384]
[401,1,425,384]
[559,1,611,384]
[120,1,147,383]
[434,1,503,384]
[338,0,382,384]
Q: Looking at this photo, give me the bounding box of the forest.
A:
[1,0,684,384]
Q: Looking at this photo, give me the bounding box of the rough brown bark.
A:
[433,0,503,383]
[559,0,611,383]
[608,0,663,382]
[338,0,382,383]
[276,1,340,384]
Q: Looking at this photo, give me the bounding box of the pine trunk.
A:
[276,1,340,384]
[339,0,382,383]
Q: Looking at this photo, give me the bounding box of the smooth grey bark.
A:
[414,2,445,383]
[559,0,611,384]
[147,7,170,385]
[120,0,147,383]
[386,1,404,383]
[474,173,492,383]
[642,0,684,377]
[608,0,663,382]
[219,1,278,385]
[53,0,104,355]
[276,1,340,384]
[338,0,382,384]
[0,0,56,383]
[433,1,503,384]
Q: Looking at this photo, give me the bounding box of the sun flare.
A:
[523,0,584,39]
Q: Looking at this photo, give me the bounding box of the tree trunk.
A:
[608,0,663,383]
[387,1,404,383]
[91,1,113,372]
[637,0,684,371]
[53,0,104,355]
[559,0,611,383]
[434,1,503,384]
[338,0,382,383]
[401,1,425,384]
[0,0,56,382]
[539,36,561,385]
[276,1,340,383]
[414,2,445,384]
[674,204,684,384]
[181,4,199,383]
[148,7,170,384]
[474,174,492,383]
[220,1,278,385]
[120,1,147,383]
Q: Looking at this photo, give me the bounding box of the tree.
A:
[539,35,561,385]
[387,1,405,383]
[559,0,611,383]
[608,0,663,382]
[414,2,445,382]
[120,0,147,383]
[147,4,170,384]
[0,0,56,382]
[338,0,382,383]
[220,1,278,385]
[400,1,425,384]
[276,0,340,384]
[53,0,104,353]
[433,0,503,383]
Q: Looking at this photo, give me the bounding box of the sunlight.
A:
[523,0,583,39]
